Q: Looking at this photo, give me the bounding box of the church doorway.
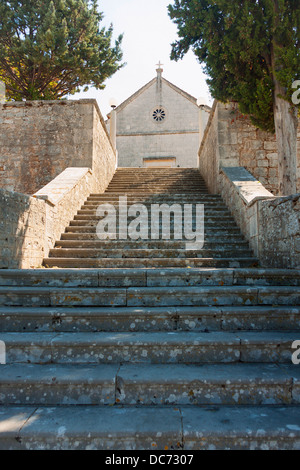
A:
[143,157,176,168]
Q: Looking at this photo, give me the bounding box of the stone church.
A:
[106,64,210,168]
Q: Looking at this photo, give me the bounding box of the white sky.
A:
[72,0,213,118]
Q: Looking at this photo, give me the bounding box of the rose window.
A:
[152,107,166,122]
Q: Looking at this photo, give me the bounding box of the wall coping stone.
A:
[33,167,92,206]
[220,166,274,207]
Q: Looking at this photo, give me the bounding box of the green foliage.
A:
[168,0,299,132]
[0,0,124,100]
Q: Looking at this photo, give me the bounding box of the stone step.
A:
[106,183,207,187]
[1,305,299,332]
[0,286,298,307]
[65,225,242,235]
[48,248,254,259]
[106,184,207,189]
[109,173,204,176]
[105,189,208,193]
[54,241,249,250]
[106,180,207,185]
[1,268,298,288]
[0,406,294,452]
[103,190,208,193]
[43,257,259,268]
[104,187,208,196]
[0,363,299,406]
[61,234,244,243]
[4,404,299,450]
[82,200,228,207]
[69,218,238,226]
[76,208,231,216]
[0,331,297,364]
[87,195,222,201]
[88,192,221,197]
[105,186,208,191]
[61,232,244,242]
[110,173,204,177]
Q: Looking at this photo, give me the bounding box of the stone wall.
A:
[198,101,219,194]
[199,101,300,195]
[223,102,300,195]
[218,167,300,269]
[199,101,300,269]
[258,194,300,268]
[0,100,117,268]
[0,189,46,268]
[0,99,115,194]
[0,168,96,268]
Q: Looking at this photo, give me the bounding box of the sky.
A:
[72,0,213,118]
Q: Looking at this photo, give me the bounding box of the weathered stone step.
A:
[48,248,254,259]
[103,189,208,193]
[115,363,300,406]
[106,184,207,190]
[4,404,300,450]
[74,213,231,220]
[82,200,228,208]
[89,192,221,197]
[69,218,239,226]
[0,331,297,364]
[54,241,249,250]
[61,233,244,242]
[109,173,204,177]
[65,225,242,235]
[105,186,207,190]
[87,195,222,201]
[0,286,298,307]
[0,404,292,450]
[76,208,230,216]
[43,257,259,268]
[111,173,204,176]
[0,363,299,406]
[1,268,298,288]
[105,188,208,193]
[1,305,299,332]
[106,180,207,185]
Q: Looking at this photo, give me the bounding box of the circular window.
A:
[152,107,166,122]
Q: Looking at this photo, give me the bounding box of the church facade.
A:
[107,65,210,168]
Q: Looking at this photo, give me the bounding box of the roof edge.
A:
[108,75,202,117]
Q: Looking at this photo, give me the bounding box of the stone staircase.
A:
[44,168,258,269]
[0,167,300,450]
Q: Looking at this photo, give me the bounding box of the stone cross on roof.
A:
[156,61,163,80]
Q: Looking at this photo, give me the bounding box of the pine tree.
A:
[169,0,299,195]
[0,0,124,100]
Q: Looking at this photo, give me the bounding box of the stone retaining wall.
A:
[0,99,115,194]
[219,167,300,269]
[199,101,300,195]
[0,100,117,268]
[0,167,95,268]
[199,101,300,269]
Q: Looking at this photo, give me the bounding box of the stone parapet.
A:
[0,167,96,268]
[0,99,117,268]
[199,101,300,195]
[219,166,300,268]
[0,99,116,194]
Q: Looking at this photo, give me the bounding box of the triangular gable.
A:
[112,78,156,115]
[110,75,199,116]
[161,77,198,106]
